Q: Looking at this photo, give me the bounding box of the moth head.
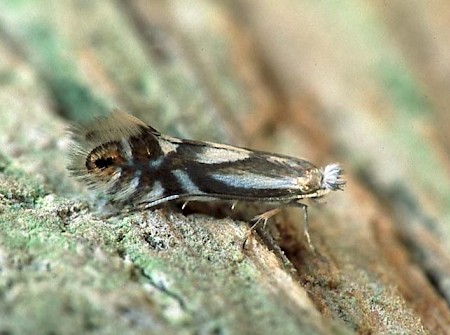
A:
[67,110,158,196]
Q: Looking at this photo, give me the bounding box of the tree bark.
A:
[0,1,449,334]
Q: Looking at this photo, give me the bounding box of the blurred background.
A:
[0,1,449,334]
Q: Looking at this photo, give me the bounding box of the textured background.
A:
[1,1,450,334]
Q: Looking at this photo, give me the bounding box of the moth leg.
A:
[181,201,189,211]
[294,202,314,251]
[243,208,282,248]
[251,208,282,230]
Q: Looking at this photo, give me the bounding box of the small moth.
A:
[68,110,345,245]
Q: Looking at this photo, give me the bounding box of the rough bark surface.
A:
[1,1,450,334]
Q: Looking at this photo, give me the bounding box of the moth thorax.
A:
[297,168,323,193]
[85,142,124,180]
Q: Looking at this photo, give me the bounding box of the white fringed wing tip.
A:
[321,163,346,191]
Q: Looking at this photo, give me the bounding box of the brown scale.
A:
[129,134,159,163]
[297,168,323,193]
[127,132,165,185]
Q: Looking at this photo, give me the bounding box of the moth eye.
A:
[86,142,125,179]
[94,156,115,169]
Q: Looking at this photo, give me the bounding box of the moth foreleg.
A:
[243,208,283,249]
[244,203,314,251]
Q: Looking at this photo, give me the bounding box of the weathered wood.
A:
[0,0,449,334]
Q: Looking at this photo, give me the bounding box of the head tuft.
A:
[321,163,346,191]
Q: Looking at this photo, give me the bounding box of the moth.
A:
[68,110,345,246]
